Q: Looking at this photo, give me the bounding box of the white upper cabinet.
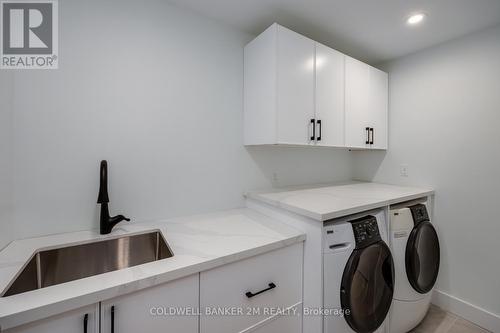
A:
[244,23,315,146]
[369,66,389,150]
[345,56,388,149]
[276,25,316,145]
[345,56,371,149]
[244,23,388,150]
[315,43,345,147]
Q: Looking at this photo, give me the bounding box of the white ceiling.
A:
[167,0,500,64]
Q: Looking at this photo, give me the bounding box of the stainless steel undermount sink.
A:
[2,231,173,297]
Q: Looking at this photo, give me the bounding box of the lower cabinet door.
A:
[100,274,199,333]
[3,304,98,333]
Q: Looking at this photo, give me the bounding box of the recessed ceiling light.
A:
[406,13,426,25]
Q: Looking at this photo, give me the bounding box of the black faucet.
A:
[98,160,130,234]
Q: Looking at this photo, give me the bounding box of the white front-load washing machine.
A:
[389,201,440,333]
[324,209,395,333]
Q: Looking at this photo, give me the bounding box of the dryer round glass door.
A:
[406,221,440,294]
[340,241,394,333]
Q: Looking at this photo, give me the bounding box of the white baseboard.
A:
[432,290,500,332]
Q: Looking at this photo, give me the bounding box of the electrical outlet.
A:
[400,164,409,177]
[272,172,279,183]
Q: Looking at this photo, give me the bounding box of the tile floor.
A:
[410,305,491,333]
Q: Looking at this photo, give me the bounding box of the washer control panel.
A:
[409,204,430,225]
[350,215,382,249]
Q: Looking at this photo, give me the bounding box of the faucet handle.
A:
[113,215,130,223]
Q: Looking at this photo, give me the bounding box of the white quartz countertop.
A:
[0,209,305,330]
[246,182,434,221]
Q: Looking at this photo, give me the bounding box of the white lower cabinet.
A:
[5,275,198,333]
[100,274,199,333]
[3,245,304,333]
[200,243,303,333]
[3,304,98,333]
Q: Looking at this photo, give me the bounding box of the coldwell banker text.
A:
[1,0,58,69]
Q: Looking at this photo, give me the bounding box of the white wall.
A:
[0,72,13,246]
[0,0,352,249]
[353,24,500,320]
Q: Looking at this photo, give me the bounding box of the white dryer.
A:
[324,209,395,333]
[389,201,440,333]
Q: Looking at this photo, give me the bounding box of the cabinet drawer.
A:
[243,313,301,333]
[200,243,303,333]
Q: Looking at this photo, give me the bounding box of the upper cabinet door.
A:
[276,25,315,145]
[244,24,278,145]
[345,56,388,149]
[345,56,371,149]
[369,67,388,149]
[315,43,345,147]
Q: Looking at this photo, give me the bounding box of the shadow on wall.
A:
[245,145,354,188]
[352,150,388,181]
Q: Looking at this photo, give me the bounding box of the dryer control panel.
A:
[350,216,382,249]
[409,204,430,225]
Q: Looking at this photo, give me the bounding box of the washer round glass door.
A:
[406,221,440,294]
[340,241,394,333]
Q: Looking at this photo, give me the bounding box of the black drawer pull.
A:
[369,128,374,145]
[365,127,370,144]
[310,119,316,141]
[316,120,322,141]
[83,314,88,333]
[245,282,276,298]
[111,306,115,333]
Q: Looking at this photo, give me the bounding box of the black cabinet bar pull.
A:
[365,127,370,144]
[310,119,316,141]
[370,128,374,145]
[83,314,88,333]
[317,120,322,141]
[245,282,276,298]
[111,306,115,333]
